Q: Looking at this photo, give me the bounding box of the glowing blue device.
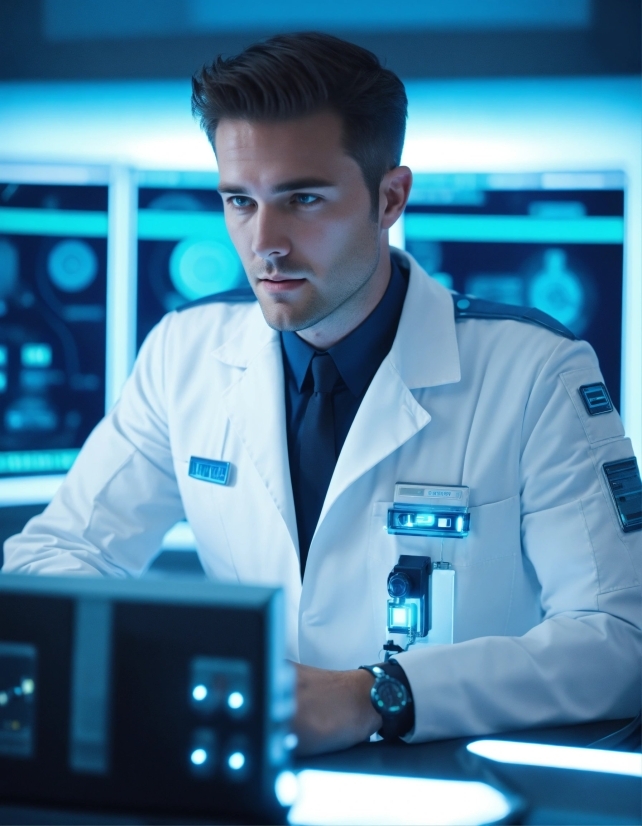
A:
[387,484,470,538]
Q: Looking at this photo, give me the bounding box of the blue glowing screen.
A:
[404,174,624,410]
[0,181,108,477]
[136,174,247,349]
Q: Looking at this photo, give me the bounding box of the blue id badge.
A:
[188,457,231,486]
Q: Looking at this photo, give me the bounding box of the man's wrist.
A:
[360,659,415,740]
[354,667,383,739]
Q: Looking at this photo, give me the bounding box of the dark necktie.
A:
[297,353,341,576]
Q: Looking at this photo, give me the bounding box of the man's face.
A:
[215,111,383,337]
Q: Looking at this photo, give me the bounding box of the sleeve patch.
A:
[579,383,613,416]
[603,457,642,533]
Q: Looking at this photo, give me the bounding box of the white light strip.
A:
[105,166,137,411]
[467,739,642,777]
[286,770,512,826]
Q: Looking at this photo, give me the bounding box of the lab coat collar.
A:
[388,249,461,390]
[211,300,277,368]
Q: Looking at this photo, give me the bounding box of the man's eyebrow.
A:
[217,178,335,195]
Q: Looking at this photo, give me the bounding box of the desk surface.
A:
[0,718,639,825]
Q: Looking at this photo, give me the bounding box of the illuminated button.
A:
[20,679,35,695]
[228,751,245,770]
[190,748,208,766]
[227,691,244,710]
[437,517,451,528]
[192,684,208,702]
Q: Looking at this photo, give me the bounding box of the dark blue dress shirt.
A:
[281,256,408,574]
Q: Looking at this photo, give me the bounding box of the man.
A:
[4,33,640,755]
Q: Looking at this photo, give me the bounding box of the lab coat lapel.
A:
[215,305,299,551]
[319,253,462,523]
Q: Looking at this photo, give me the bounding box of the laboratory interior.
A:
[0,0,641,823]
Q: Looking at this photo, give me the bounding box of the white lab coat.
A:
[4,251,641,743]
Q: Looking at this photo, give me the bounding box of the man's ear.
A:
[379,166,412,230]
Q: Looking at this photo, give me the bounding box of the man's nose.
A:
[252,205,291,260]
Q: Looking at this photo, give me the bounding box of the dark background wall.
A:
[0,0,640,81]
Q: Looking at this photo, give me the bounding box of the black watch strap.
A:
[361,660,415,740]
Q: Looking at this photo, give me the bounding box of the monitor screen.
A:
[0,164,111,503]
[136,171,248,351]
[402,172,625,411]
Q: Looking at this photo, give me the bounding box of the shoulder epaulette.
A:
[452,293,576,340]
[176,286,257,312]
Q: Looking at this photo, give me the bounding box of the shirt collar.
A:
[281,256,408,397]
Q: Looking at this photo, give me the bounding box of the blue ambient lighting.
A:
[192,684,207,702]
[227,691,244,710]
[286,770,512,826]
[190,748,208,766]
[467,740,642,777]
[228,751,245,770]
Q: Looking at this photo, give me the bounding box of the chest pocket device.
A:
[387,484,470,538]
[385,484,465,654]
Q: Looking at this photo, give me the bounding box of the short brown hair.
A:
[191,32,407,214]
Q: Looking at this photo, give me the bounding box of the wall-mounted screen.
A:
[136,171,247,350]
[403,172,625,411]
[0,165,111,500]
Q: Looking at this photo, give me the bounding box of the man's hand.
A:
[292,663,382,755]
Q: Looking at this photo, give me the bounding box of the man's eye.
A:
[294,194,320,205]
[229,196,253,208]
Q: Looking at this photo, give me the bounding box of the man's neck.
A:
[295,240,393,351]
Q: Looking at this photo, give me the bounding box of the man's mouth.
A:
[258,275,306,292]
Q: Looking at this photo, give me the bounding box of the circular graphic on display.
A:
[0,237,19,298]
[528,249,585,331]
[47,239,98,293]
[169,238,241,301]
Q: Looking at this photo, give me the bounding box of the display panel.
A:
[403,172,625,410]
[0,168,109,485]
[136,171,247,350]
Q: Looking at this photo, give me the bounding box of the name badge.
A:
[387,483,470,538]
[188,456,231,486]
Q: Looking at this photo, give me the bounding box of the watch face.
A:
[372,676,408,716]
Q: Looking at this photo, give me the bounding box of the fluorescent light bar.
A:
[287,770,512,826]
[467,740,642,777]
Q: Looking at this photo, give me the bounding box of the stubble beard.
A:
[249,232,381,335]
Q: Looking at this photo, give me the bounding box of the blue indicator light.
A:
[388,508,470,538]
[190,748,207,766]
[21,343,52,368]
[192,684,208,701]
[228,691,244,710]
[228,751,245,770]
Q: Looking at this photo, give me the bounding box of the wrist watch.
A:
[359,664,412,740]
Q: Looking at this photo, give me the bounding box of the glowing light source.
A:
[228,751,245,770]
[275,770,298,807]
[190,748,208,766]
[286,770,512,825]
[20,678,35,695]
[192,684,207,701]
[284,733,298,751]
[228,691,244,709]
[467,740,642,777]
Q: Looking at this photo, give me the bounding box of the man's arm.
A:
[3,316,184,577]
[293,663,380,754]
[293,336,641,751]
